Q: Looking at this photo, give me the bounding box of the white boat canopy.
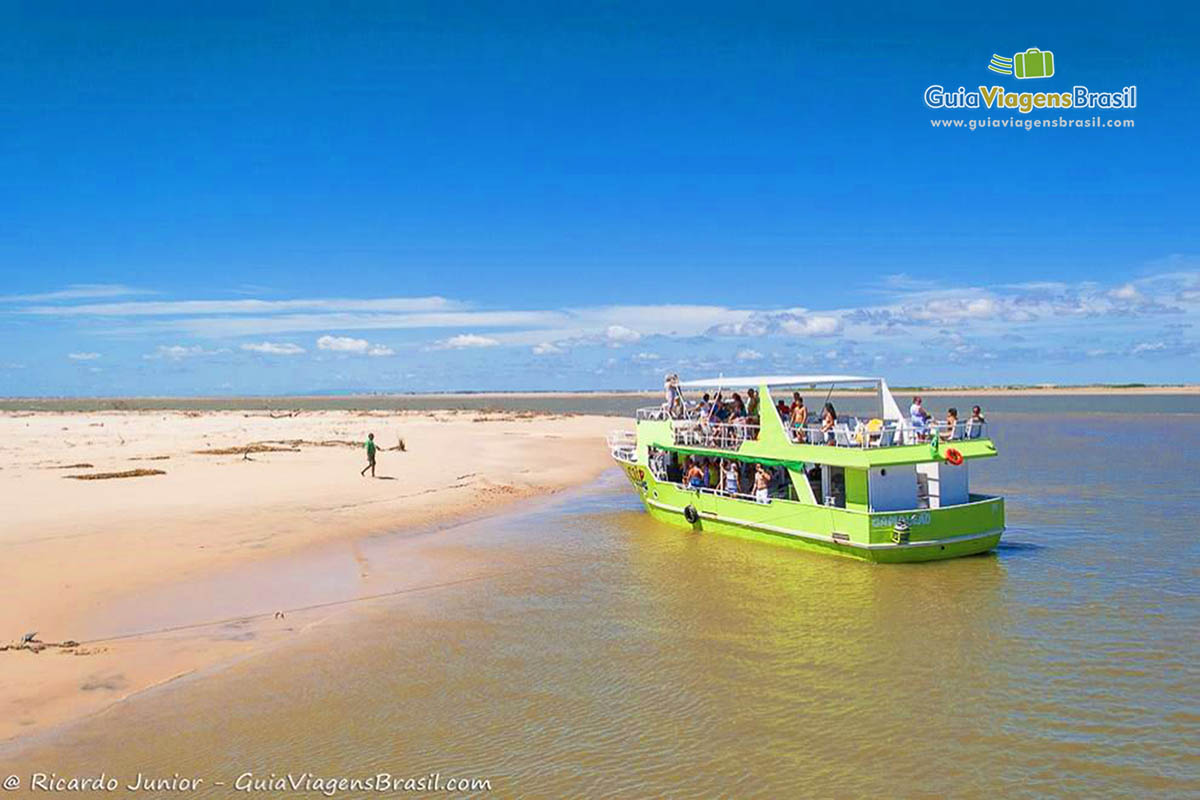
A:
[679,374,878,388]
[676,374,905,421]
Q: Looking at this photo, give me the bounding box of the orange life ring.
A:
[945,448,964,466]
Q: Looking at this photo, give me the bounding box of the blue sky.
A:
[2,3,1197,394]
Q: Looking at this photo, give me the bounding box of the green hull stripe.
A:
[644,497,1003,551]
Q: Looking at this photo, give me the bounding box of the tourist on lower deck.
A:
[686,459,705,488]
[723,460,740,494]
[754,464,771,503]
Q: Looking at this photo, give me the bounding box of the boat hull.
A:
[619,462,1004,563]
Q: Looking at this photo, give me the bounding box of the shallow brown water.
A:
[2,412,1198,798]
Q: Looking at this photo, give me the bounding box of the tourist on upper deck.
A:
[708,392,725,423]
[668,394,685,419]
[966,404,986,439]
[821,402,838,444]
[790,394,808,430]
[941,407,960,441]
[776,399,789,420]
[910,395,931,438]
[730,393,747,419]
[745,388,760,439]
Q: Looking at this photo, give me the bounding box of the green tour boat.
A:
[608,374,1004,563]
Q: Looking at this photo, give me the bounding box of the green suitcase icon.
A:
[1014,48,1054,79]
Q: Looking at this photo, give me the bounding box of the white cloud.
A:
[121,310,567,338]
[315,335,395,356]
[67,352,101,361]
[145,345,224,360]
[605,325,641,344]
[905,297,999,322]
[1110,283,1143,301]
[433,333,501,350]
[11,266,1200,387]
[22,295,459,316]
[632,352,660,362]
[317,335,370,353]
[779,315,844,336]
[709,312,843,338]
[241,342,306,355]
[1,284,149,303]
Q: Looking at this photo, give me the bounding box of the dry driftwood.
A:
[65,469,166,481]
[193,444,301,455]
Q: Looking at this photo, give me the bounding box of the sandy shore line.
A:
[0,409,623,744]
[1,385,1197,409]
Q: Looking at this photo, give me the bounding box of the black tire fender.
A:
[683,504,699,524]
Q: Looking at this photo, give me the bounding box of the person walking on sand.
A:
[361,432,380,477]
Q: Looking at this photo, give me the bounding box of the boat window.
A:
[650,450,799,503]
[821,465,846,508]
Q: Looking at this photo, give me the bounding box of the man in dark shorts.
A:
[361,432,379,477]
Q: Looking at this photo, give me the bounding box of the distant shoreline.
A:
[2,384,1199,410]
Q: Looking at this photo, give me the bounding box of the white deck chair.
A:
[876,424,898,447]
[833,424,853,447]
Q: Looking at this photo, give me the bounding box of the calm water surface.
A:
[3,412,1198,798]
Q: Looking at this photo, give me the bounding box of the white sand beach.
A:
[0,408,621,743]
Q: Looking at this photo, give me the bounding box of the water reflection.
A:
[2,414,1198,798]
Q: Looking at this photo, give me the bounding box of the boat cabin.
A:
[626,374,996,513]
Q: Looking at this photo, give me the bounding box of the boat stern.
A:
[862,495,1005,562]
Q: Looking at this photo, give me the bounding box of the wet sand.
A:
[0,408,621,743]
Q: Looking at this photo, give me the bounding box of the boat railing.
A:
[786,419,989,448]
[607,430,638,463]
[636,405,670,421]
[671,420,760,451]
[694,485,773,504]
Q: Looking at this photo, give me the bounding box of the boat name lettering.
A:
[623,465,648,492]
[871,512,932,529]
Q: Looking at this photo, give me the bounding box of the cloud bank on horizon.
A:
[2,258,1197,395]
